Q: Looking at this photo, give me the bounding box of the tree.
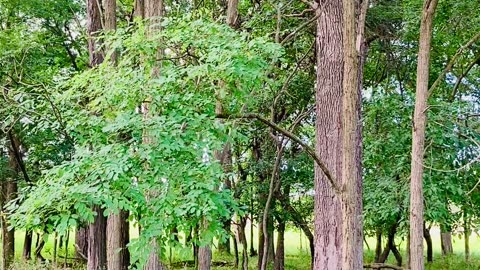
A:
[409,0,439,269]
[86,0,107,269]
[310,0,367,268]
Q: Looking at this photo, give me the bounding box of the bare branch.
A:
[428,31,480,96]
[450,53,480,101]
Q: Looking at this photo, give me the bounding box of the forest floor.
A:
[5,228,480,269]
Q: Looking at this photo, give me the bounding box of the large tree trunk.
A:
[88,206,107,270]
[409,1,439,270]
[86,1,107,269]
[314,0,367,267]
[107,211,130,270]
[103,1,130,269]
[314,1,344,268]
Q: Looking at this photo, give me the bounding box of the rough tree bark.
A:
[88,206,107,270]
[340,0,363,267]
[313,0,367,268]
[86,0,107,269]
[409,1,439,269]
[103,0,131,269]
[107,211,130,270]
[314,1,344,268]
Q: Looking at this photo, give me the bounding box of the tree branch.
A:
[217,113,340,194]
[449,53,480,101]
[428,31,480,96]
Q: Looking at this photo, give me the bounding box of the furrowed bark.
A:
[409,1,439,269]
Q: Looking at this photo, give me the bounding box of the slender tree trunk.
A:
[2,139,19,270]
[257,220,265,270]
[233,228,239,268]
[1,181,16,270]
[53,232,58,264]
[409,1,439,270]
[273,218,285,270]
[239,217,248,270]
[250,213,256,257]
[35,234,46,261]
[423,224,432,263]
[464,210,470,262]
[374,230,382,263]
[226,0,239,28]
[23,230,33,260]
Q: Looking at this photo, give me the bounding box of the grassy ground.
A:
[5,227,480,269]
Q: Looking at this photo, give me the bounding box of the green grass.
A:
[5,227,480,269]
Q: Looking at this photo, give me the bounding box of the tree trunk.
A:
[464,210,470,262]
[374,230,382,263]
[198,240,212,270]
[87,0,104,67]
[250,213,256,257]
[142,1,165,268]
[239,217,249,270]
[409,1,439,270]
[423,225,433,263]
[314,0,344,267]
[226,0,239,28]
[440,230,453,256]
[2,141,19,270]
[88,206,107,270]
[340,0,363,267]
[134,0,145,18]
[273,218,285,270]
[440,223,453,256]
[257,220,265,270]
[233,228,239,268]
[76,227,89,261]
[314,0,366,268]
[1,181,16,270]
[23,230,33,260]
[107,211,130,270]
